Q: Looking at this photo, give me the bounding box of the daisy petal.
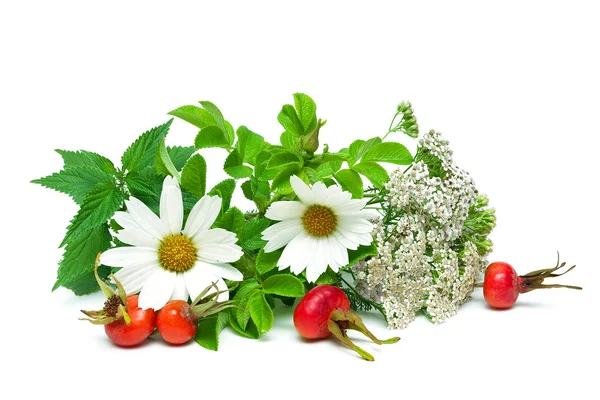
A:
[184,268,230,302]
[113,211,140,231]
[112,261,160,295]
[116,228,160,249]
[265,201,307,221]
[170,272,189,301]
[100,247,157,267]
[138,268,177,310]
[184,195,222,238]
[195,261,243,281]
[329,236,349,267]
[278,231,312,275]
[160,176,184,235]
[306,238,328,282]
[262,220,304,252]
[337,226,373,247]
[338,215,374,234]
[126,197,169,239]
[290,175,314,205]
[197,243,243,263]
[193,228,238,246]
[332,231,359,250]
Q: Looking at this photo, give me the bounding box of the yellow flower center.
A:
[158,234,197,272]
[302,205,337,237]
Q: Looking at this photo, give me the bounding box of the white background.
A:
[1,1,598,399]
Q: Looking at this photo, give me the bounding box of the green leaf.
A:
[208,179,236,212]
[347,242,378,267]
[194,126,231,150]
[229,311,260,339]
[53,223,112,292]
[316,162,342,179]
[236,126,265,165]
[334,169,364,199]
[348,140,366,166]
[241,180,253,201]
[280,131,297,151]
[271,165,302,194]
[168,105,217,129]
[60,183,124,247]
[262,274,305,297]
[254,150,278,181]
[315,268,338,285]
[195,312,229,351]
[213,206,245,234]
[61,266,110,296]
[266,151,302,170]
[122,120,172,173]
[277,104,303,136]
[155,139,180,178]
[125,169,162,198]
[233,279,261,330]
[32,166,115,205]
[293,93,317,134]
[224,121,235,146]
[255,248,283,276]
[361,142,413,165]
[237,218,270,251]
[55,149,116,175]
[249,291,274,335]
[199,101,226,130]
[351,161,389,189]
[223,149,253,178]
[166,146,197,171]
[181,154,207,199]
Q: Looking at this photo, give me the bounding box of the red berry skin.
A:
[104,295,156,347]
[294,285,351,339]
[483,262,520,309]
[156,300,197,345]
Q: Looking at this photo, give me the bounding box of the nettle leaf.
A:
[213,206,245,234]
[194,126,231,150]
[53,223,112,293]
[60,182,125,247]
[62,265,110,296]
[255,248,283,276]
[208,179,236,213]
[32,166,115,205]
[55,149,116,175]
[195,312,229,351]
[262,274,305,297]
[236,126,265,165]
[361,142,413,165]
[249,291,274,335]
[125,169,162,198]
[334,169,364,199]
[166,146,197,170]
[293,93,317,134]
[233,279,261,330]
[237,218,270,251]
[122,120,172,173]
[277,104,304,137]
[168,105,217,129]
[181,153,207,199]
[224,149,253,179]
[351,161,389,189]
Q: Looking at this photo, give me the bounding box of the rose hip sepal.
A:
[80,253,156,347]
[482,253,582,309]
[294,285,400,361]
[157,282,238,345]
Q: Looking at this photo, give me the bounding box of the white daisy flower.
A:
[100,176,244,310]
[262,175,374,282]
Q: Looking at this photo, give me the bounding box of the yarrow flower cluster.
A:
[353,130,496,329]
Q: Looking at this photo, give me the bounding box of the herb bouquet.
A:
[38,93,578,358]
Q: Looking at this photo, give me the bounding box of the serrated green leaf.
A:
[55,149,116,175]
[348,139,366,166]
[181,154,207,199]
[155,139,181,178]
[241,180,253,201]
[195,312,229,351]
[213,206,245,234]
[166,146,197,170]
[293,93,317,134]
[53,223,112,293]
[262,274,305,297]
[122,120,172,173]
[194,126,231,150]
[60,183,125,247]
[199,101,225,130]
[267,151,302,170]
[254,150,278,181]
[277,104,303,137]
[223,120,235,146]
[249,291,274,335]
[229,311,260,339]
[224,149,253,179]
[125,169,162,198]
[236,126,265,165]
[233,279,261,330]
[361,142,413,165]
[168,105,217,129]
[271,164,302,194]
[255,248,283,276]
[280,131,296,151]
[334,169,364,199]
[238,218,270,251]
[315,162,342,179]
[32,166,115,205]
[208,179,236,213]
[351,161,389,189]
[315,268,338,285]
